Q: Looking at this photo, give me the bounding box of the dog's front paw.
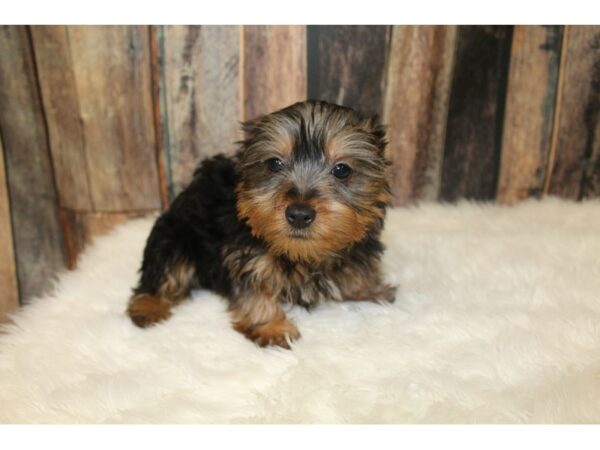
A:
[237,317,301,349]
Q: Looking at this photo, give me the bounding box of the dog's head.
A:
[236,100,391,262]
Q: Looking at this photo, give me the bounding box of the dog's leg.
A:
[128,260,195,327]
[229,293,300,349]
[127,217,197,327]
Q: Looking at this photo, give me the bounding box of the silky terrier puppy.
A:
[127,100,396,348]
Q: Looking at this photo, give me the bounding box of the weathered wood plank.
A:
[546,26,600,199]
[0,25,66,301]
[244,25,306,120]
[150,25,170,209]
[0,134,20,320]
[441,26,513,202]
[383,25,457,206]
[307,25,390,116]
[66,25,161,211]
[59,209,154,269]
[29,26,93,211]
[161,25,241,198]
[498,26,563,204]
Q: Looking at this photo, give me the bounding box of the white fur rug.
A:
[1,198,600,423]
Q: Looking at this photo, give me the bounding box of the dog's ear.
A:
[240,118,261,139]
[361,115,388,155]
[236,118,263,153]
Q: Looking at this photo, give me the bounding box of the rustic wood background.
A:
[1,25,599,319]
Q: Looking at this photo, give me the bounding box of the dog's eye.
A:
[331,163,352,179]
[266,158,284,172]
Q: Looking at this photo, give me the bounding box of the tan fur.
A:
[157,261,195,299]
[127,293,173,328]
[245,118,295,159]
[229,293,300,349]
[237,188,384,263]
[223,250,286,299]
[325,125,380,162]
[127,260,195,328]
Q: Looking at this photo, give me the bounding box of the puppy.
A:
[127,100,396,348]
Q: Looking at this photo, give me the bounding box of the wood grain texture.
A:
[29,26,93,211]
[0,134,19,320]
[441,26,513,201]
[0,25,66,301]
[66,26,161,211]
[546,26,600,199]
[244,26,307,120]
[161,25,241,198]
[498,26,563,204]
[383,26,457,206]
[307,25,390,116]
[59,209,154,269]
[150,25,170,209]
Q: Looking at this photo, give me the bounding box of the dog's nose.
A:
[285,204,316,229]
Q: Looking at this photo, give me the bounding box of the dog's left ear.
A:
[361,115,388,155]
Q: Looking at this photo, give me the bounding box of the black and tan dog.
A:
[127,100,396,348]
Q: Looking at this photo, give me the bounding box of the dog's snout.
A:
[285,204,316,229]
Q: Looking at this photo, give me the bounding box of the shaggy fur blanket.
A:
[1,199,599,423]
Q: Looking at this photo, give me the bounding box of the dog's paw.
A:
[240,318,301,349]
[127,294,172,328]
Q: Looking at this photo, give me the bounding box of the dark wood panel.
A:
[383,25,457,205]
[244,25,306,120]
[546,26,600,199]
[150,25,170,209]
[30,26,93,211]
[0,25,66,301]
[160,25,241,198]
[441,26,513,201]
[0,134,19,320]
[66,26,161,211]
[498,26,562,204]
[307,25,390,116]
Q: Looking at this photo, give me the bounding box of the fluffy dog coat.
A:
[127,101,396,347]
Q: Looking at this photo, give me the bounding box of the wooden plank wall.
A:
[546,26,600,199]
[383,26,457,205]
[159,26,241,199]
[440,26,514,201]
[497,26,563,203]
[307,25,389,116]
[0,26,66,303]
[0,25,599,312]
[29,26,162,267]
[0,134,19,321]
[244,26,307,121]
